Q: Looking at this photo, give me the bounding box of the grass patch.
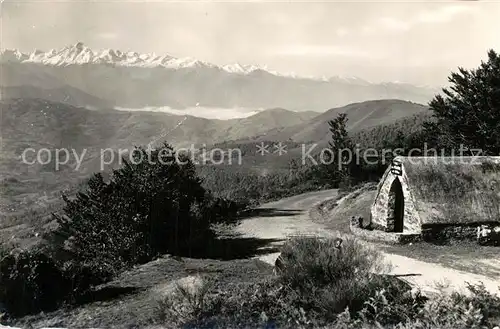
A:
[405,161,500,225]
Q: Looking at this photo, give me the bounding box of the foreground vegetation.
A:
[156,237,500,329]
[5,236,500,328]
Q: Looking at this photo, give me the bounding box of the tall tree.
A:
[324,113,354,185]
[424,49,500,155]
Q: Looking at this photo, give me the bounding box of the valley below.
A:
[0,96,428,223]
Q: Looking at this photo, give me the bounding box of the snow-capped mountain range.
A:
[0,42,439,111]
[1,42,219,69]
[1,42,371,83]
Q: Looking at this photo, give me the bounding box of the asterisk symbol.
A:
[273,142,287,156]
[256,142,270,156]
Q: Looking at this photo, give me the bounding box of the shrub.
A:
[154,238,500,329]
[274,236,427,324]
[357,283,427,326]
[410,283,500,329]
[0,248,129,318]
[157,278,316,329]
[344,283,500,328]
[60,259,116,303]
[0,250,66,317]
[156,276,217,327]
[462,282,500,324]
[277,236,389,289]
[156,237,421,328]
[193,192,249,225]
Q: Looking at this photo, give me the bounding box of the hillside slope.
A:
[0,99,318,155]
[1,85,112,109]
[0,98,320,216]
[257,100,429,144]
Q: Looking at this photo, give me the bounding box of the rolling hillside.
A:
[0,85,112,109]
[0,98,428,179]
[0,98,320,216]
[256,99,429,145]
[0,99,318,156]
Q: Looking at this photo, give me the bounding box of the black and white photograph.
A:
[1,0,500,328]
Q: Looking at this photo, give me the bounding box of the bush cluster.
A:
[0,249,116,317]
[0,250,65,317]
[198,163,327,206]
[192,192,248,225]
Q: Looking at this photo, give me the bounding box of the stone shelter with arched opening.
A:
[370,156,500,238]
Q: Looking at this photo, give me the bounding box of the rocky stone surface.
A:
[421,223,498,244]
[386,191,396,232]
[350,216,421,244]
[477,225,500,245]
[371,165,421,233]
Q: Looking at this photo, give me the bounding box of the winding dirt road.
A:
[234,189,500,296]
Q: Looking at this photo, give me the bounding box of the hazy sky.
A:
[2,0,499,86]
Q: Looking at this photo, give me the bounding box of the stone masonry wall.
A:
[370,173,392,229]
[370,165,421,233]
[401,177,421,233]
[350,216,421,244]
[386,190,396,232]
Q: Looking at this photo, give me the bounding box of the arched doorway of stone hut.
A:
[387,178,404,232]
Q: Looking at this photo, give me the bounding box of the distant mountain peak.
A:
[221,63,263,74]
[74,41,85,49]
[0,43,393,85]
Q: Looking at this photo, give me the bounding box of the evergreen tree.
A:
[324,113,354,185]
[53,142,208,275]
[424,49,500,155]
